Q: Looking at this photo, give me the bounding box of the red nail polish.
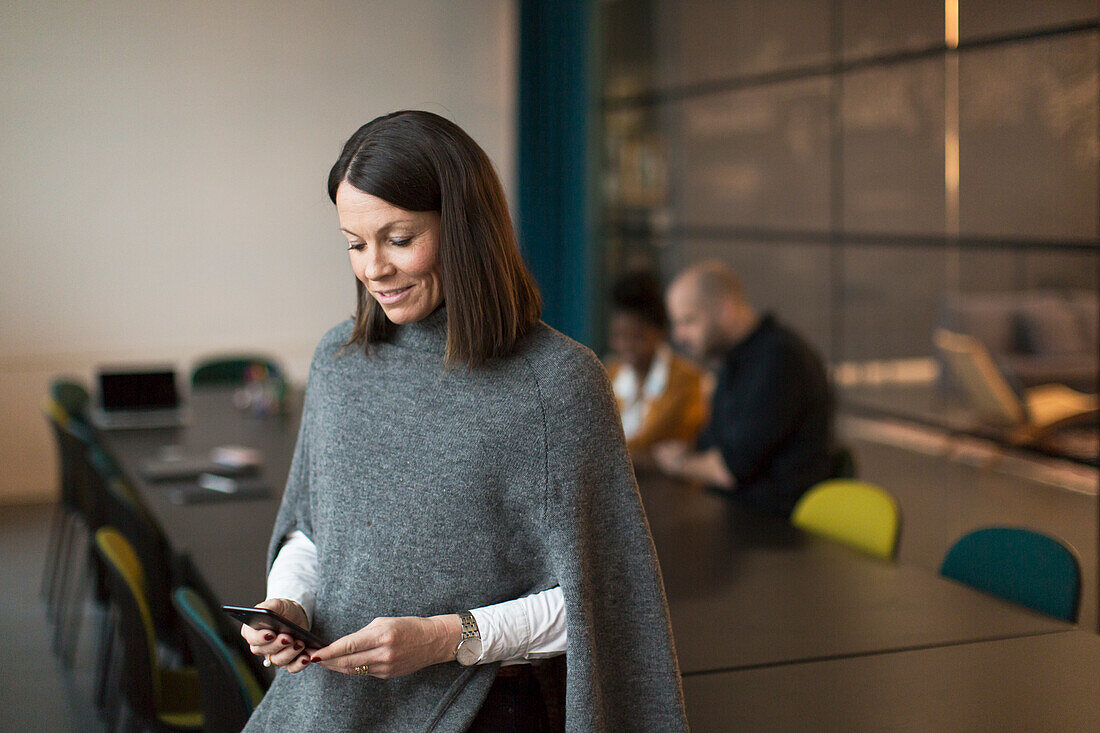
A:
[294,643,303,651]
[264,633,274,641]
[281,638,290,645]
[301,657,311,665]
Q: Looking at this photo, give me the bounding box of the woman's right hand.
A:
[240,598,314,673]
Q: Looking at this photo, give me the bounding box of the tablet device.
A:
[222,605,327,648]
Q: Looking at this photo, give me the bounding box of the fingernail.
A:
[264,633,274,641]
[294,643,303,651]
[301,657,310,665]
[281,638,290,645]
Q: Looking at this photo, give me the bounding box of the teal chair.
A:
[50,377,90,420]
[190,355,282,386]
[940,526,1081,622]
[172,587,266,733]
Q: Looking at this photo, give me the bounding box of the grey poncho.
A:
[244,310,687,732]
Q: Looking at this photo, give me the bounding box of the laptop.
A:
[90,367,190,429]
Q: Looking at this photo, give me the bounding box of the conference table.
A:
[95,386,1098,730]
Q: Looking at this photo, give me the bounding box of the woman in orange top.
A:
[606,272,709,464]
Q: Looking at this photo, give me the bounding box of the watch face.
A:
[456,637,483,666]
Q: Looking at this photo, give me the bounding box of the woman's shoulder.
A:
[513,322,612,397]
[305,320,356,375]
[314,319,355,356]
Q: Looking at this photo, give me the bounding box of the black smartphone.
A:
[222,604,328,648]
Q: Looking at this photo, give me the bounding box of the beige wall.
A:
[0,0,517,503]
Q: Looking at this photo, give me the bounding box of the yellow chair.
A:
[791,479,901,560]
[95,527,203,732]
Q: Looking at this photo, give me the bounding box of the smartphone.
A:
[222,604,328,648]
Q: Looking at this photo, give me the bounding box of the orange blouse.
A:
[607,349,709,456]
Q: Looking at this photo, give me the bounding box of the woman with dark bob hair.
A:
[240,110,686,732]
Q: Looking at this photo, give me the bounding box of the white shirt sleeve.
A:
[266,529,319,626]
[471,586,567,663]
[266,531,568,663]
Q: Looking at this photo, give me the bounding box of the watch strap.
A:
[458,610,480,641]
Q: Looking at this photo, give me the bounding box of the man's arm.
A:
[652,442,734,488]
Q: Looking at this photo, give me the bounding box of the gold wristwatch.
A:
[454,610,482,666]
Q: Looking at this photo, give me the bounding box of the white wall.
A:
[0,0,517,502]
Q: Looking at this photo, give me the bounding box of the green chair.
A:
[941,526,1081,622]
[190,355,282,386]
[94,528,203,732]
[790,479,901,560]
[172,587,266,732]
[51,377,90,417]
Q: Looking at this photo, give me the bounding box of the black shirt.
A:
[697,314,833,517]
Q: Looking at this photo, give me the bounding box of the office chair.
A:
[941,526,1081,623]
[41,392,94,623]
[43,404,112,669]
[828,444,857,479]
[40,379,92,605]
[80,448,194,715]
[94,528,203,732]
[190,354,283,386]
[790,479,901,560]
[172,587,266,732]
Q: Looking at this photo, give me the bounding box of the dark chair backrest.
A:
[941,526,1081,622]
[828,444,857,479]
[172,587,265,732]
[191,356,282,386]
[50,378,90,422]
[87,447,184,651]
[94,527,165,726]
[44,403,97,520]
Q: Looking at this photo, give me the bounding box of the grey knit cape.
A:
[243,310,687,732]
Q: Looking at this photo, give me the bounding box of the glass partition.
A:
[598,0,1100,624]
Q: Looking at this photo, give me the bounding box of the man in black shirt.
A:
[653,262,833,517]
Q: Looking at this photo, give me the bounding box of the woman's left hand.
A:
[308,614,462,679]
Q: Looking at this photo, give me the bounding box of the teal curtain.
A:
[517,0,597,346]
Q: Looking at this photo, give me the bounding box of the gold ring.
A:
[353,664,369,676]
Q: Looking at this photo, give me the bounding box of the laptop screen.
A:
[98,369,180,412]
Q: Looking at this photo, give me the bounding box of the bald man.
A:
[652,262,833,517]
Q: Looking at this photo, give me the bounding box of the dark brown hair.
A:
[611,271,668,330]
[328,111,541,368]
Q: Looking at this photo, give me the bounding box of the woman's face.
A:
[336,181,444,325]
